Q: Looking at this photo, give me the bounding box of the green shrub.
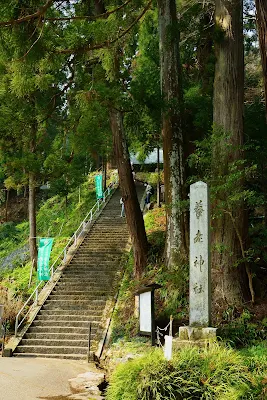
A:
[106,345,265,399]
[218,311,267,348]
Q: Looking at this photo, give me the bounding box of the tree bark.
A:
[157,146,161,208]
[158,0,188,268]
[103,156,107,192]
[5,189,9,222]
[109,108,148,278]
[255,0,267,122]
[212,0,246,306]
[29,172,37,270]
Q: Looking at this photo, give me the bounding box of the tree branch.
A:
[45,0,132,22]
[57,1,152,55]
[0,0,56,27]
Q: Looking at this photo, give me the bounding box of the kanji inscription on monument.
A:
[189,181,211,326]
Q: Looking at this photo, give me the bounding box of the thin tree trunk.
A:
[5,189,9,222]
[212,0,246,306]
[158,0,188,268]
[157,146,161,208]
[109,108,148,278]
[103,156,107,192]
[255,0,267,122]
[29,173,37,270]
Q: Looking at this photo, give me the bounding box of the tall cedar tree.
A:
[158,0,188,268]
[91,0,148,277]
[110,108,148,277]
[212,0,246,305]
[255,0,267,122]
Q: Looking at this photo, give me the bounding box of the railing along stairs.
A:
[15,182,118,336]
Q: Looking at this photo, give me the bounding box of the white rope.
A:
[156,322,170,346]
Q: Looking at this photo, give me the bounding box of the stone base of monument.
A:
[173,326,217,349]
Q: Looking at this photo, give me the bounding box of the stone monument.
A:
[178,181,216,344]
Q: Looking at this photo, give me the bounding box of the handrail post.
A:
[90,210,93,222]
[108,187,110,196]
[103,192,106,202]
[97,201,100,211]
[64,248,67,263]
[74,233,77,246]
[83,221,86,230]
[15,315,19,337]
[87,322,92,363]
[34,287,38,306]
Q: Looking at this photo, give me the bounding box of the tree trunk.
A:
[158,0,188,268]
[212,0,246,306]
[157,146,161,208]
[29,173,37,270]
[103,156,107,192]
[255,0,267,122]
[109,108,148,278]
[5,189,9,222]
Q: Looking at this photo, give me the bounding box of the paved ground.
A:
[0,357,91,400]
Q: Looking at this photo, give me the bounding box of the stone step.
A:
[15,344,94,355]
[28,325,99,334]
[25,332,97,340]
[73,252,122,257]
[20,338,93,347]
[54,283,113,290]
[65,264,119,269]
[48,290,111,303]
[52,285,111,291]
[53,286,110,293]
[42,303,105,311]
[60,271,116,276]
[63,269,118,274]
[62,272,117,278]
[13,352,88,360]
[82,235,127,238]
[63,268,117,274]
[33,319,101,327]
[35,314,102,322]
[51,290,111,296]
[79,241,126,245]
[58,277,115,284]
[37,307,102,316]
[70,255,121,265]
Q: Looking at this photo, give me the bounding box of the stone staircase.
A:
[13,188,142,360]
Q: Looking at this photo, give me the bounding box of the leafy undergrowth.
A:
[110,203,189,343]
[218,309,267,348]
[135,171,163,186]
[106,344,267,400]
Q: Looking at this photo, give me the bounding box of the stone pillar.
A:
[176,181,216,346]
[189,181,210,326]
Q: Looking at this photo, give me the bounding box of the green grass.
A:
[0,172,109,300]
[106,343,267,399]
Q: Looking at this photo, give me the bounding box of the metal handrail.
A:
[14,182,117,336]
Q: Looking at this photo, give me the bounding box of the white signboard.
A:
[139,291,152,333]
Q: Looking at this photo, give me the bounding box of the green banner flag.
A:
[95,174,103,199]
[37,238,54,281]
